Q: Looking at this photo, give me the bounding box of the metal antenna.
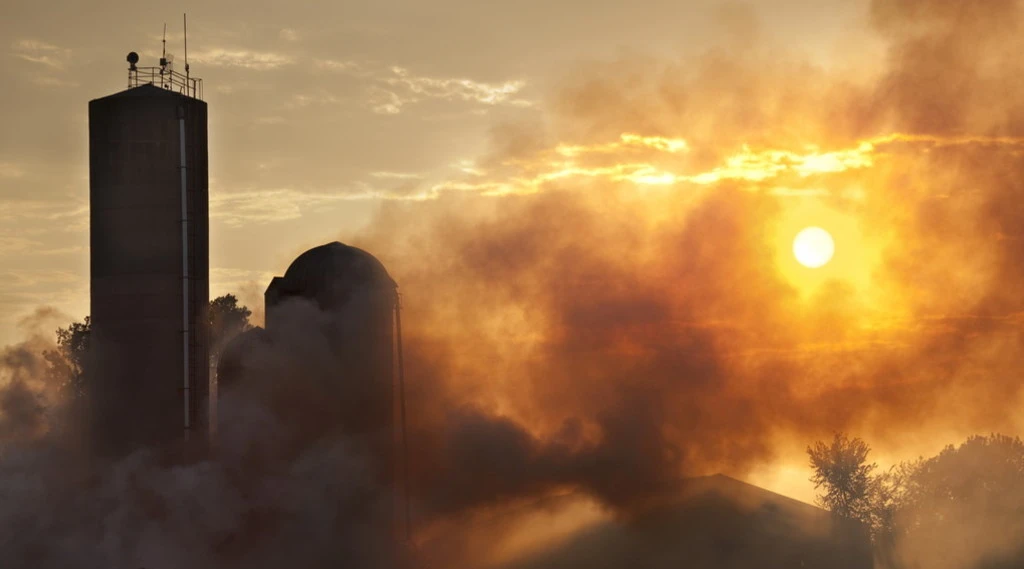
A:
[160,23,168,87]
[183,13,189,80]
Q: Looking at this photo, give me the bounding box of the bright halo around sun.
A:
[793,227,835,269]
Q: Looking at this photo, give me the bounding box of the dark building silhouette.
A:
[424,474,874,569]
[265,243,398,414]
[217,242,405,539]
[88,67,209,457]
[219,242,399,436]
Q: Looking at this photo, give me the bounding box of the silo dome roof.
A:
[266,242,396,313]
[283,241,396,290]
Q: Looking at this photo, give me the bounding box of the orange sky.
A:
[5,0,1024,507]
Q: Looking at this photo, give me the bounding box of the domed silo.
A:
[214,242,406,546]
[263,242,399,437]
[270,242,404,540]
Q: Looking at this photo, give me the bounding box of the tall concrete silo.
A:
[88,55,208,458]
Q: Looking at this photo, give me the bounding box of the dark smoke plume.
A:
[349,1,1024,564]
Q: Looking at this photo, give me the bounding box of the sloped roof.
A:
[419,474,872,569]
[89,83,189,103]
[679,473,833,521]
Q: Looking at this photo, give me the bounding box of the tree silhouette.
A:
[43,295,252,395]
[893,434,1024,569]
[208,293,252,360]
[903,434,1024,516]
[43,316,90,399]
[808,433,877,522]
[808,434,1024,569]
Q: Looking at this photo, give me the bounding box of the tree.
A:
[808,434,1024,569]
[864,460,917,566]
[44,295,251,396]
[43,316,91,399]
[899,434,1024,531]
[892,435,1024,569]
[808,433,877,522]
[209,294,252,358]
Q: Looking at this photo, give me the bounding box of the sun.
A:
[793,227,835,268]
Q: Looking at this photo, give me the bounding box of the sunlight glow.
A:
[793,227,835,269]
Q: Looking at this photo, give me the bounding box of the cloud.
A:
[388,66,529,105]
[283,91,346,109]
[32,245,85,256]
[210,188,369,225]
[0,200,87,224]
[11,39,70,70]
[0,236,41,255]
[280,57,531,115]
[555,133,690,157]
[417,131,1024,199]
[253,116,287,125]
[370,66,532,114]
[368,88,406,115]
[370,171,424,180]
[0,269,80,288]
[413,136,876,197]
[315,58,359,72]
[190,48,294,70]
[0,163,24,178]
[685,142,876,184]
[213,129,996,208]
[767,187,831,197]
[28,76,79,88]
[210,267,277,290]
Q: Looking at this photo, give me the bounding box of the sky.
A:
[0,0,869,346]
[5,0,1024,511]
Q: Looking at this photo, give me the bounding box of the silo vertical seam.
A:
[180,109,191,438]
[395,291,411,543]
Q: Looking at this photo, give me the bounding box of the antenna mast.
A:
[184,14,189,82]
[124,22,202,98]
[160,23,168,87]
